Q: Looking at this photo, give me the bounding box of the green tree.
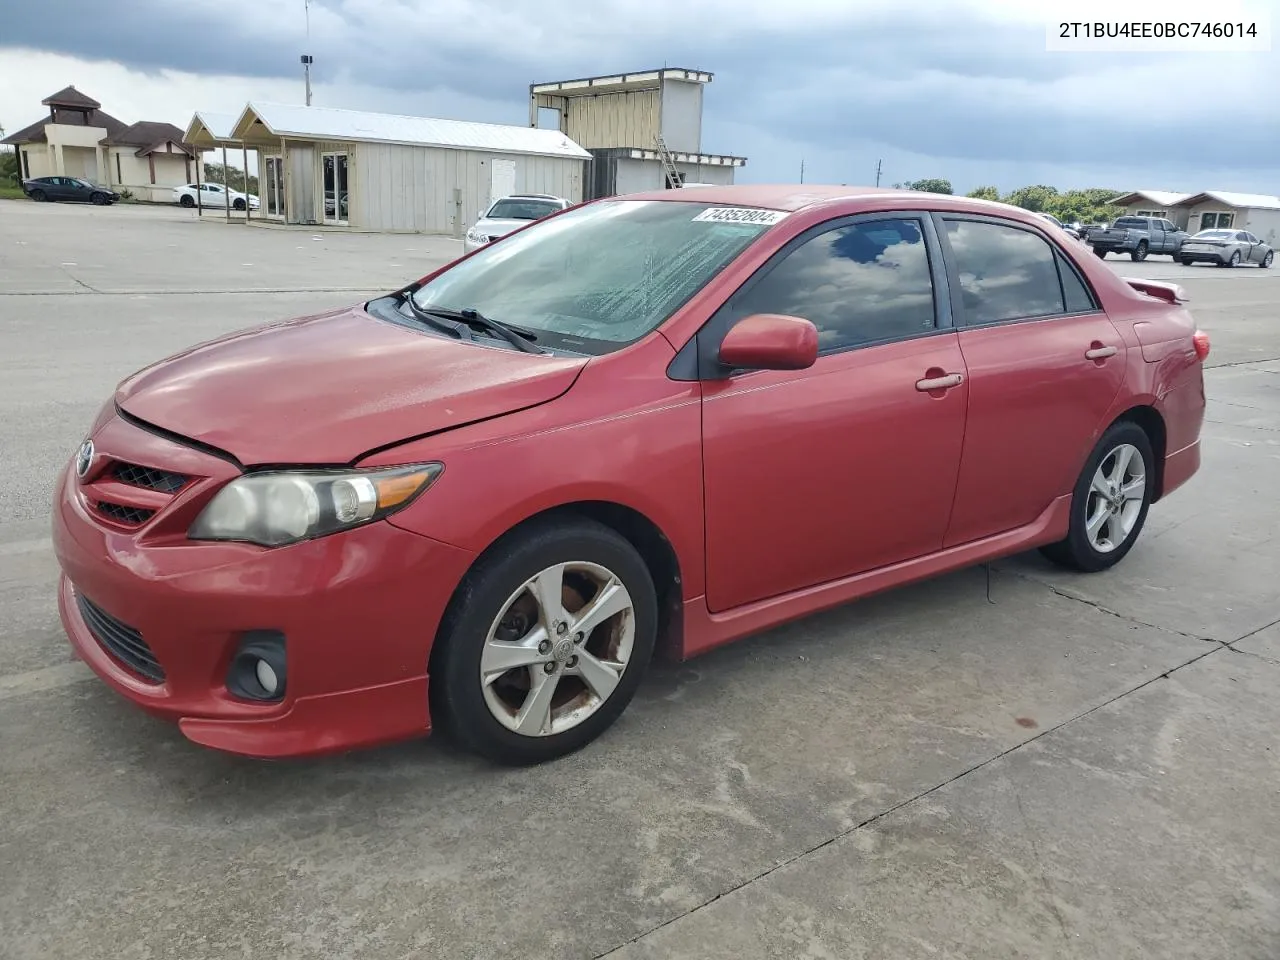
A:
[0,148,18,187]
[966,185,1000,201]
[203,161,259,195]
[894,177,952,194]
[1003,184,1059,212]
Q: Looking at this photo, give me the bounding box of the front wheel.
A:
[1040,421,1154,573]
[430,517,658,765]
[233,198,246,211]
[1261,250,1274,269]
[1131,241,1148,262]
[91,192,108,205]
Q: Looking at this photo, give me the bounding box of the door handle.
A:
[1085,345,1118,360]
[915,373,964,391]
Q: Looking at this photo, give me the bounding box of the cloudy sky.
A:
[2,0,1276,194]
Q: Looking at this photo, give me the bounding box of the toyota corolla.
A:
[52,185,1207,765]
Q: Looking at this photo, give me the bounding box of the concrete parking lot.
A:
[2,199,1277,960]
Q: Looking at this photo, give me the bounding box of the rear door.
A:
[699,213,969,612]
[935,214,1128,548]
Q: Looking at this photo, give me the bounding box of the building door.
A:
[322,152,349,225]
[263,156,285,218]
[489,158,516,206]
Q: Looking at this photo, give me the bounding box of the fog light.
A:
[255,658,279,696]
[227,631,287,702]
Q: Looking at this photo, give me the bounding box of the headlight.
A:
[465,228,489,244]
[189,463,443,547]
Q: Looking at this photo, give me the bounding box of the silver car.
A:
[463,194,571,253]
[1176,228,1274,268]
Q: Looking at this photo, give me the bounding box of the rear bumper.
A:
[1177,252,1227,264]
[1161,440,1201,500]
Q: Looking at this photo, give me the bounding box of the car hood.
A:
[114,304,587,465]
[475,217,538,236]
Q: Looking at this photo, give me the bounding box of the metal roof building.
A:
[189,101,591,233]
[529,67,748,200]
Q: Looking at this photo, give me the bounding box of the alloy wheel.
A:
[479,560,635,737]
[1084,443,1147,554]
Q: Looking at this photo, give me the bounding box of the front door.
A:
[700,215,969,612]
[322,153,348,225]
[263,156,285,218]
[935,214,1129,547]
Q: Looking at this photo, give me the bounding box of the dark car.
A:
[22,176,119,205]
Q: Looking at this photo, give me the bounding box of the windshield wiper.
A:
[433,306,545,355]
[397,293,475,342]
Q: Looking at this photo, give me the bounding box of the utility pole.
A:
[800,158,805,184]
[301,0,313,105]
[875,159,882,187]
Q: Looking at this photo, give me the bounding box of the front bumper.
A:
[51,412,475,758]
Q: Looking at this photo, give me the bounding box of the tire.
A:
[179,195,195,208]
[1228,250,1241,267]
[1175,258,1189,266]
[91,193,108,205]
[430,516,658,765]
[1130,241,1148,262]
[233,198,246,211]
[29,189,46,202]
[1093,247,1106,258]
[1040,420,1155,573]
[1261,250,1274,269]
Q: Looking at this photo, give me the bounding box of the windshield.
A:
[1194,230,1233,239]
[411,199,781,354]
[486,198,562,220]
[73,178,95,188]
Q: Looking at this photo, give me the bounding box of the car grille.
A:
[112,462,188,494]
[75,592,165,683]
[94,502,156,525]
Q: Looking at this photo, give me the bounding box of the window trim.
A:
[673,210,954,381]
[931,212,1103,332]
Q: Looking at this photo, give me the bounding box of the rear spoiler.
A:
[1122,277,1189,305]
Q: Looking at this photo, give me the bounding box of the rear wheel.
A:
[430,517,658,765]
[1130,241,1148,262]
[1228,250,1241,267]
[29,189,46,202]
[1040,420,1154,573]
[1093,247,1106,258]
[179,194,195,208]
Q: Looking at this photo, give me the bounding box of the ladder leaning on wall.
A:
[654,135,683,188]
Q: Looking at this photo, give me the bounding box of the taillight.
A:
[1193,330,1211,361]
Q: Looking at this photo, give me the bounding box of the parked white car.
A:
[174,182,260,211]
[463,194,571,253]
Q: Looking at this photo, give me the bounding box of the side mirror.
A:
[718,313,819,372]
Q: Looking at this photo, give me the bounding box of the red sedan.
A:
[51,186,1208,764]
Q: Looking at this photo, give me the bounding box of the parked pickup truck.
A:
[1087,216,1188,261]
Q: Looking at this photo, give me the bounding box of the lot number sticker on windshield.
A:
[692,207,789,226]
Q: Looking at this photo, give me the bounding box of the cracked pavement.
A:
[2,201,1277,959]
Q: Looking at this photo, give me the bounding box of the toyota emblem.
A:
[75,439,94,479]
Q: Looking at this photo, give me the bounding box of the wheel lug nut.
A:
[556,621,568,635]
[574,632,584,643]
[538,641,550,655]
[543,662,556,674]
[567,656,578,668]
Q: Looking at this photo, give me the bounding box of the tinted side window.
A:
[1057,253,1097,313]
[730,218,937,352]
[944,219,1065,325]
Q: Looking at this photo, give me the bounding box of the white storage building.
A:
[192,102,592,234]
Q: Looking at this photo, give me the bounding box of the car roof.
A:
[611,183,1060,227]
[502,194,565,202]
